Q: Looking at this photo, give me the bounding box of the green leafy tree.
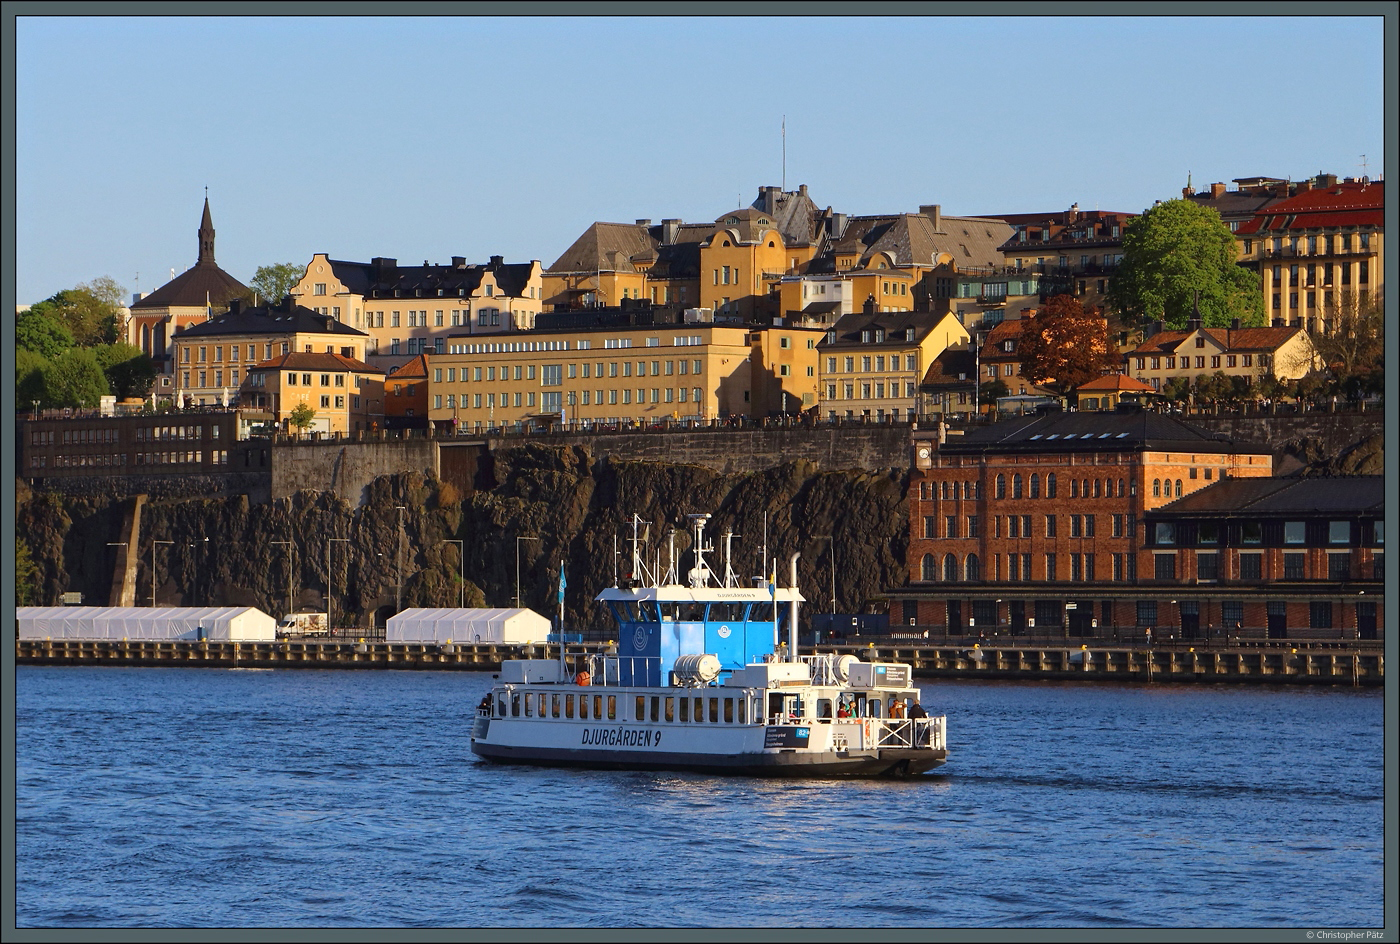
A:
[1108,200,1264,329]
[1161,375,1192,403]
[250,263,304,306]
[42,347,110,408]
[978,378,1009,406]
[15,309,75,359]
[92,343,157,399]
[1016,295,1117,396]
[16,348,50,408]
[27,277,127,346]
[288,402,317,433]
[16,538,41,606]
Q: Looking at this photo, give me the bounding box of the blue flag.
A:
[558,565,566,604]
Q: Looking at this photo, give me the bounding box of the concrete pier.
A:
[14,639,1383,686]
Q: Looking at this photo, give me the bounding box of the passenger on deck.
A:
[909,701,928,720]
[837,701,851,719]
[889,698,906,719]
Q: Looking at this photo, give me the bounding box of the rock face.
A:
[15,444,911,634]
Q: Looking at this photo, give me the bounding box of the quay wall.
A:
[16,639,1383,686]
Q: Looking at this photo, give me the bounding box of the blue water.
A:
[15,666,1385,929]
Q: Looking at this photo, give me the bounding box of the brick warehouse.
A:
[893,406,1279,638]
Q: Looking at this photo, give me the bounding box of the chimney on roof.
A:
[1273,317,1285,328]
[919,205,942,230]
[489,256,503,269]
[759,186,779,213]
[1151,319,1164,337]
[1297,179,1313,193]
[832,212,848,238]
[1231,317,1241,330]
[863,295,877,315]
[1067,203,1080,223]
[636,219,651,228]
[799,184,808,197]
[1211,182,1227,198]
[661,218,682,244]
[452,256,466,268]
[1182,184,1194,199]
[228,298,241,316]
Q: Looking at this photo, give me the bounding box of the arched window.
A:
[920,481,929,501]
[1082,479,1090,497]
[1030,474,1040,499]
[1012,474,1023,499]
[1175,479,1183,498]
[942,481,951,501]
[1118,478,1125,497]
[1153,479,1161,497]
[1094,479,1102,498]
[965,553,980,581]
[996,474,1006,499]
[1047,473,1057,498]
[943,554,958,582]
[141,323,151,355]
[963,481,972,500]
[1071,479,1079,498]
[921,554,937,581]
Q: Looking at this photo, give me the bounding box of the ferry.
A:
[470,515,948,777]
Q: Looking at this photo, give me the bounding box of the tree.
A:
[92,342,157,400]
[27,278,127,346]
[1311,289,1383,399]
[42,347,110,408]
[979,378,1009,406]
[15,309,75,359]
[1015,295,1117,396]
[1161,375,1192,404]
[16,538,41,606]
[250,263,304,306]
[16,348,49,409]
[288,402,317,433]
[1108,199,1264,329]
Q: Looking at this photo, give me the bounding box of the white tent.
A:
[386,608,552,645]
[16,606,277,642]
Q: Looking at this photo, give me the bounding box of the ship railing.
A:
[800,652,840,685]
[877,716,945,751]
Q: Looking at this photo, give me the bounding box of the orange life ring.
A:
[575,670,591,687]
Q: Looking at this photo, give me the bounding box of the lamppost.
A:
[516,535,539,609]
[442,539,465,609]
[151,540,173,606]
[189,536,208,605]
[271,541,294,617]
[395,505,406,614]
[328,537,350,633]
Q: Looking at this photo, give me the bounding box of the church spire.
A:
[198,191,215,265]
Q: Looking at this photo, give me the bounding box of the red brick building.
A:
[894,407,1273,636]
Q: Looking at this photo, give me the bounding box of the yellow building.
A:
[242,351,385,435]
[428,323,754,433]
[1126,320,1316,391]
[170,298,370,408]
[291,253,543,374]
[749,324,824,416]
[818,309,969,421]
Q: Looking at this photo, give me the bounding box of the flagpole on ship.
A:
[557,560,567,679]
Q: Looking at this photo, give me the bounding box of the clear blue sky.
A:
[14,13,1387,307]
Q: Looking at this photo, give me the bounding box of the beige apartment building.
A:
[749,324,824,416]
[170,298,369,408]
[818,309,969,421]
[427,324,754,432]
[291,253,544,374]
[241,352,385,435]
[1126,320,1315,392]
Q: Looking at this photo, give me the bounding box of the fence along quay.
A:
[14,636,1382,686]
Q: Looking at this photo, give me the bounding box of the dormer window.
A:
[826,330,836,343]
[1003,340,1015,352]
[874,329,885,343]
[861,330,871,343]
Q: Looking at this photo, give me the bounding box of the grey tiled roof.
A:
[1153,476,1384,515]
[939,409,1271,455]
[176,302,368,338]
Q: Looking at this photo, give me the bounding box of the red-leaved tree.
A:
[1016,295,1116,396]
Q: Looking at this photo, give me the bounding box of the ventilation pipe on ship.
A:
[789,552,801,662]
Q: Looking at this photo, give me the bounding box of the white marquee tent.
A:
[386,608,552,645]
[16,606,278,641]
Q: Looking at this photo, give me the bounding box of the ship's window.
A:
[607,695,616,720]
[694,697,704,723]
[511,694,520,717]
[613,601,638,622]
[724,698,734,723]
[636,696,645,721]
[679,602,706,621]
[579,694,589,719]
[665,697,675,722]
[658,603,679,621]
[710,602,745,621]
[709,697,720,723]
[524,693,533,717]
[818,699,832,719]
[538,693,546,716]
[565,695,574,719]
[651,697,660,723]
[749,602,774,622]
[498,695,507,717]
[552,695,561,718]
[679,697,690,722]
[738,698,746,724]
[637,601,659,621]
[593,695,603,719]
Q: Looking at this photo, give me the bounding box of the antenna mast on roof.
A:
[782,115,786,192]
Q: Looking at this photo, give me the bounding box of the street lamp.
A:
[328,537,350,633]
[442,539,465,609]
[151,540,174,606]
[271,541,294,617]
[516,535,539,609]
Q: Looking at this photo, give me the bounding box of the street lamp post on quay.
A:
[516,535,539,609]
[442,539,465,609]
[151,540,174,607]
